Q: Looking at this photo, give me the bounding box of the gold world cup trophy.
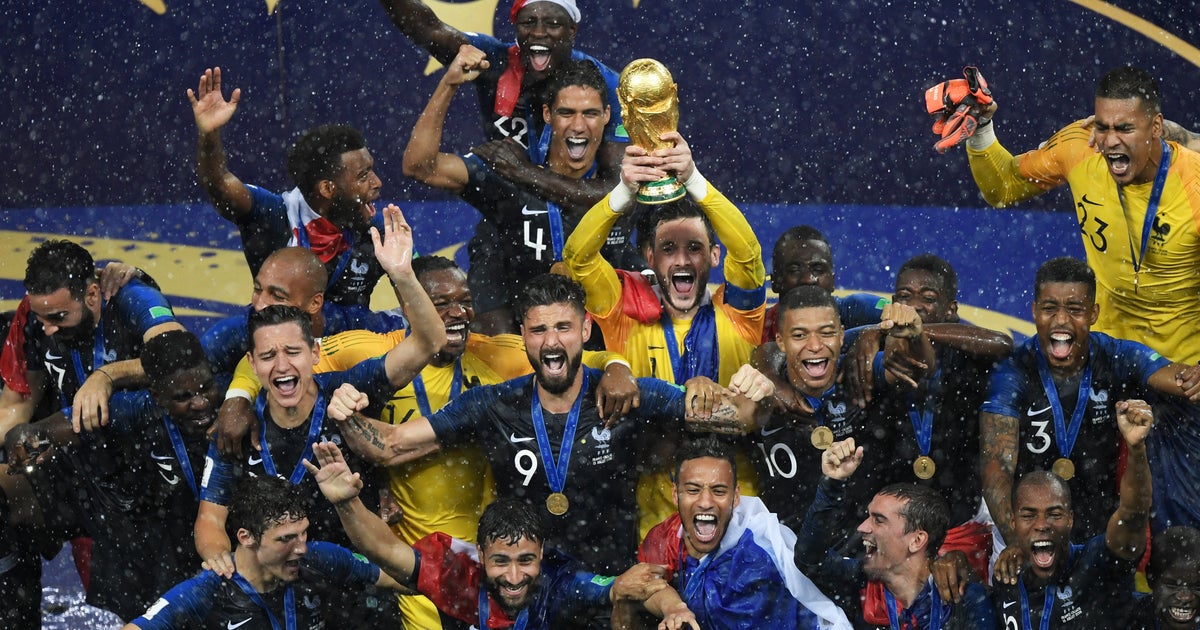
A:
[617,59,685,204]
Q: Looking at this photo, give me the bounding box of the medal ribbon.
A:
[659,306,718,385]
[254,390,327,484]
[1117,139,1171,278]
[478,581,529,630]
[884,584,943,630]
[1033,339,1093,461]
[161,414,199,500]
[231,573,296,630]
[906,368,942,458]
[529,371,589,496]
[1018,575,1055,630]
[412,359,463,418]
[547,202,566,262]
[69,297,107,388]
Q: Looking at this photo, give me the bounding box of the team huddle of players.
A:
[3,0,1200,629]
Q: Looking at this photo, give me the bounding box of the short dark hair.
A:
[778,285,840,319]
[513,274,587,323]
[1096,66,1161,115]
[142,330,209,388]
[1013,470,1073,513]
[478,498,545,548]
[24,240,96,299]
[1034,257,1095,302]
[286,125,367,195]
[411,255,461,281]
[636,200,718,252]
[1149,526,1200,583]
[876,483,950,558]
[226,475,309,543]
[773,226,832,265]
[673,435,738,485]
[248,305,314,351]
[898,253,958,300]
[546,60,609,109]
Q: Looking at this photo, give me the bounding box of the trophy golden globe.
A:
[617,59,686,204]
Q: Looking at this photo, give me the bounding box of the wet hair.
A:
[248,305,315,351]
[24,239,96,299]
[285,124,367,195]
[777,285,840,320]
[773,226,832,266]
[1096,66,1161,115]
[1012,470,1073,513]
[1034,257,1096,302]
[262,247,329,297]
[546,60,609,109]
[478,498,545,548]
[636,200,718,252]
[513,273,587,322]
[411,255,461,281]
[876,483,950,558]
[226,475,309,543]
[1148,526,1200,583]
[898,253,958,300]
[673,435,738,485]
[142,330,209,388]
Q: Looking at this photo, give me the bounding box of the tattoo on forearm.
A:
[348,413,387,452]
[980,412,1019,538]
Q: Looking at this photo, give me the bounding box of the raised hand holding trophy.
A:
[617,59,686,204]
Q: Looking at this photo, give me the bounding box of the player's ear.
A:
[543,103,552,125]
[581,313,592,343]
[236,528,257,548]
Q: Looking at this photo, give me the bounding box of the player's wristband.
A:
[684,168,709,200]
[608,183,635,214]
[966,119,997,150]
[603,357,632,371]
[225,388,253,402]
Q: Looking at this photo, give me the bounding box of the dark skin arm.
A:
[470,139,618,214]
[377,0,468,64]
[845,322,1011,407]
[979,411,1019,543]
[1107,400,1153,560]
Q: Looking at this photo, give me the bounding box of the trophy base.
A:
[637,176,686,205]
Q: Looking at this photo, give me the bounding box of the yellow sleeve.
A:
[581,350,629,370]
[966,121,1091,208]
[466,333,534,380]
[317,330,404,371]
[562,193,624,318]
[698,182,764,292]
[228,357,262,399]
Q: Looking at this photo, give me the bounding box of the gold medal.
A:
[811,426,834,450]
[546,492,569,516]
[913,456,936,480]
[1051,458,1075,480]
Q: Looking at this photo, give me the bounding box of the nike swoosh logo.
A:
[45,352,62,361]
[761,426,784,437]
[509,434,535,444]
[521,205,548,216]
[1003,600,1015,609]
[150,451,174,461]
[1027,405,1051,416]
[228,619,252,630]
[247,456,263,466]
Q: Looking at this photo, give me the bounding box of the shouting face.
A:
[521,302,590,395]
[514,2,577,80]
[1093,96,1164,186]
[675,456,739,559]
[777,305,843,396]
